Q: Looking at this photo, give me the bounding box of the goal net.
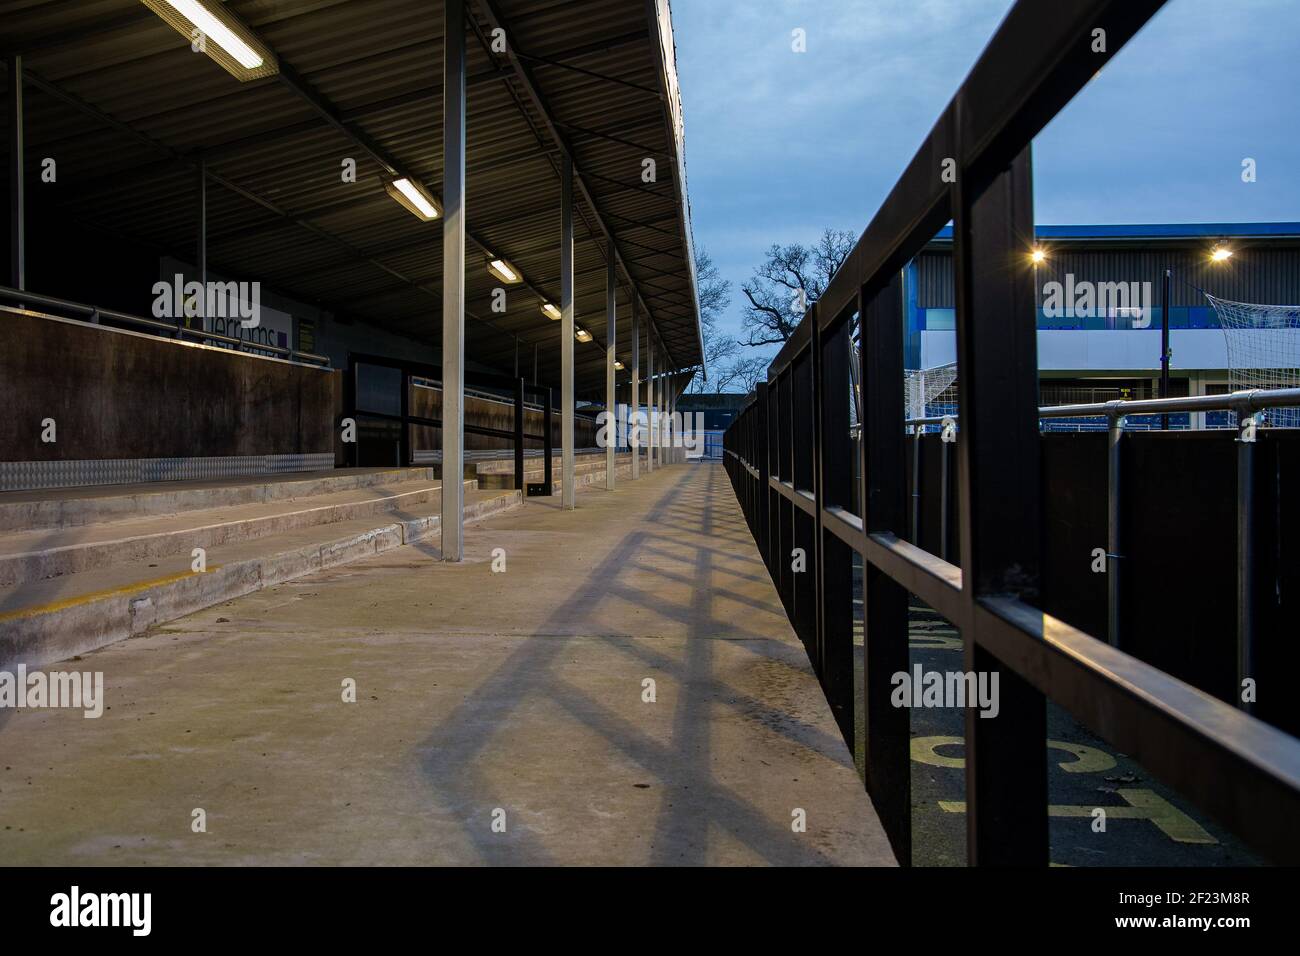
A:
[1206,294,1300,427]
[904,362,958,424]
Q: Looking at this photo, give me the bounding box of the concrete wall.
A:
[1,311,340,463]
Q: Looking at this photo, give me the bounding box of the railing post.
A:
[816,311,855,746]
[951,138,1047,866]
[861,274,911,863]
[1236,406,1258,714]
[399,369,411,466]
[910,426,922,543]
[1107,408,1125,648]
[791,352,817,662]
[939,436,951,562]
[755,381,771,572]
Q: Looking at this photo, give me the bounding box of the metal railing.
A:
[346,352,554,496]
[906,387,1300,689]
[722,0,1300,866]
[0,285,331,366]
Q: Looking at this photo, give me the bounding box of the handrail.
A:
[904,387,1300,427]
[0,285,331,367]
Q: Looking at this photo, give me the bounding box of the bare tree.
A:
[711,355,767,394]
[686,247,739,394]
[739,228,855,346]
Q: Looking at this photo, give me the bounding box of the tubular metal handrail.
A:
[0,284,331,367]
[905,387,1300,427]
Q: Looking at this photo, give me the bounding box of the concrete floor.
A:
[0,462,894,866]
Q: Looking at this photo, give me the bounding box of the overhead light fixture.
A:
[385,177,441,222]
[614,360,625,370]
[1211,246,1233,262]
[575,327,593,343]
[141,0,279,81]
[1030,248,1047,264]
[541,302,561,321]
[486,257,522,284]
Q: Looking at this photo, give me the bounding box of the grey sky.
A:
[672,0,1300,352]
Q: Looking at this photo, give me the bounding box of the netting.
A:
[904,363,958,422]
[1207,294,1300,427]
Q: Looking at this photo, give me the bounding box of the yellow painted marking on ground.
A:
[1048,740,1117,774]
[909,633,962,651]
[938,790,1217,845]
[911,735,1116,773]
[911,735,966,768]
[0,566,222,623]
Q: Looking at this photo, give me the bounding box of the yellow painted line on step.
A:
[0,566,222,623]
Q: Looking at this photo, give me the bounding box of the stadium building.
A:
[907,222,1300,427]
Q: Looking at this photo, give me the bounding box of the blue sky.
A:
[672,0,1300,353]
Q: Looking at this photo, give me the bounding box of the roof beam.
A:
[20,69,526,351]
[471,0,680,371]
[269,53,567,327]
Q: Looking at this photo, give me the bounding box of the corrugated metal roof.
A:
[0,0,702,396]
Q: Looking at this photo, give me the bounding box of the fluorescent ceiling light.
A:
[575,327,593,343]
[141,1,278,81]
[487,258,522,284]
[385,177,441,221]
[541,302,561,321]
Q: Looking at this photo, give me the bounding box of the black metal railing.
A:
[0,285,331,366]
[345,352,553,496]
[723,0,1300,866]
[905,386,1300,677]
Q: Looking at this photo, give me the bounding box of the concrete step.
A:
[0,467,438,533]
[0,487,522,668]
[0,478,477,587]
[475,453,634,489]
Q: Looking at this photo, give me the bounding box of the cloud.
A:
[673,0,1300,345]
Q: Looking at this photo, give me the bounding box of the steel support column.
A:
[606,254,616,490]
[440,0,467,560]
[631,298,640,479]
[8,55,24,292]
[646,334,655,473]
[560,153,576,510]
[658,348,665,463]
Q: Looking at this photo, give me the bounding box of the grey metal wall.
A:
[917,245,1300,309]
